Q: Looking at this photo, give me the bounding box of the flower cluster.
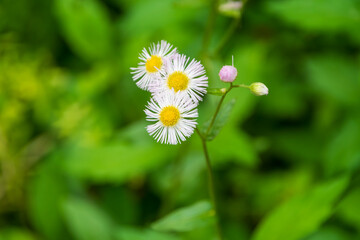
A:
[131,40,208,145]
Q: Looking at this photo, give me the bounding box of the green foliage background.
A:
[0,0,360,239]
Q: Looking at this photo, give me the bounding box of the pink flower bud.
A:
[219,65,237,82]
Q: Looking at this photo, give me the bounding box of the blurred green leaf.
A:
[55,0,112,60]
[0,228,37,240]
[266,0,360,32]
[202,98,236,141]
[99,187,139,225]
[208,126,258,167]
[180,226,217,240]
[173,0,208,8]
[65,142,177,183]
[28,157,67,240]
[119,0,203,41]
[62,197,114,240]
[337,188,360,231]
[271,128,322,164]
[75,64,114,99]
[64,121,178,183]
[324,118,360,176]
[304,226,354,240]
[252,176,349,240]
[152,201,215,232]
[306,55,360,106]
[260,56,306,119]
[116,226,180,240]
[249,170,313,217]
[150,151,206,207]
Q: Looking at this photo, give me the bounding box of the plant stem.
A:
[233,84,249,89]
[194,82,235,240]
[214,0,250,56]
[205,83,233,136]
[196,128,224,240]
[214,18,240,55]
[197,82,249,239]
[196,81,249,238]
[201,0,220,56]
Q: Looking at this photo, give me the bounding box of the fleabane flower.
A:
[144,91,198,145]
[150,54,208,103]
[130,40,177,91]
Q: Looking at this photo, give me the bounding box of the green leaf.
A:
[151,151,206,205]
[306,55,360,106]
[337,188,360,231]
[0,228,37,240]
[151,201,215,232]
[266,0,360,32]
[65,142,177,183]
[55,0,112,61]
[64,121,178,183]
[202,98,236,141]
[62,197,114,240]
[27,157,67,240]
[303,226,354,240]
[271,128,322,164]
[208,126,258,167]
[324,118,360,176]
[252,176,349,240]
[115,226,180,240]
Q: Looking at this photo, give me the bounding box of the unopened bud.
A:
[219,65,237,83]
[219,1,243,18]
[249,82,268,96]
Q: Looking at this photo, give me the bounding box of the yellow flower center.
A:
[145,55,162,73]
[167,71,189,92]
[159,106,180,127]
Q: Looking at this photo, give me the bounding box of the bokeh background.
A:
[1,0,360,239]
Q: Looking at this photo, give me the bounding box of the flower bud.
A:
[249,82,268,96]
[219,1,243,18]
[219,65,238,83]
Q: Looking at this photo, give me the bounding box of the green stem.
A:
[233,84,249,89]
[214,18,240,55]
[214,0,250,56]
[196,128,224,240]
[194,82,236,240]
[205,83,234,136]
[201,0,220,56]
[197,82,249,239]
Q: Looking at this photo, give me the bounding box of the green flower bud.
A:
[249,82,268,96]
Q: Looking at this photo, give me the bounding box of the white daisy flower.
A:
[144,91,198,145]
[150,54,208,103]
[130,40,177,91]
